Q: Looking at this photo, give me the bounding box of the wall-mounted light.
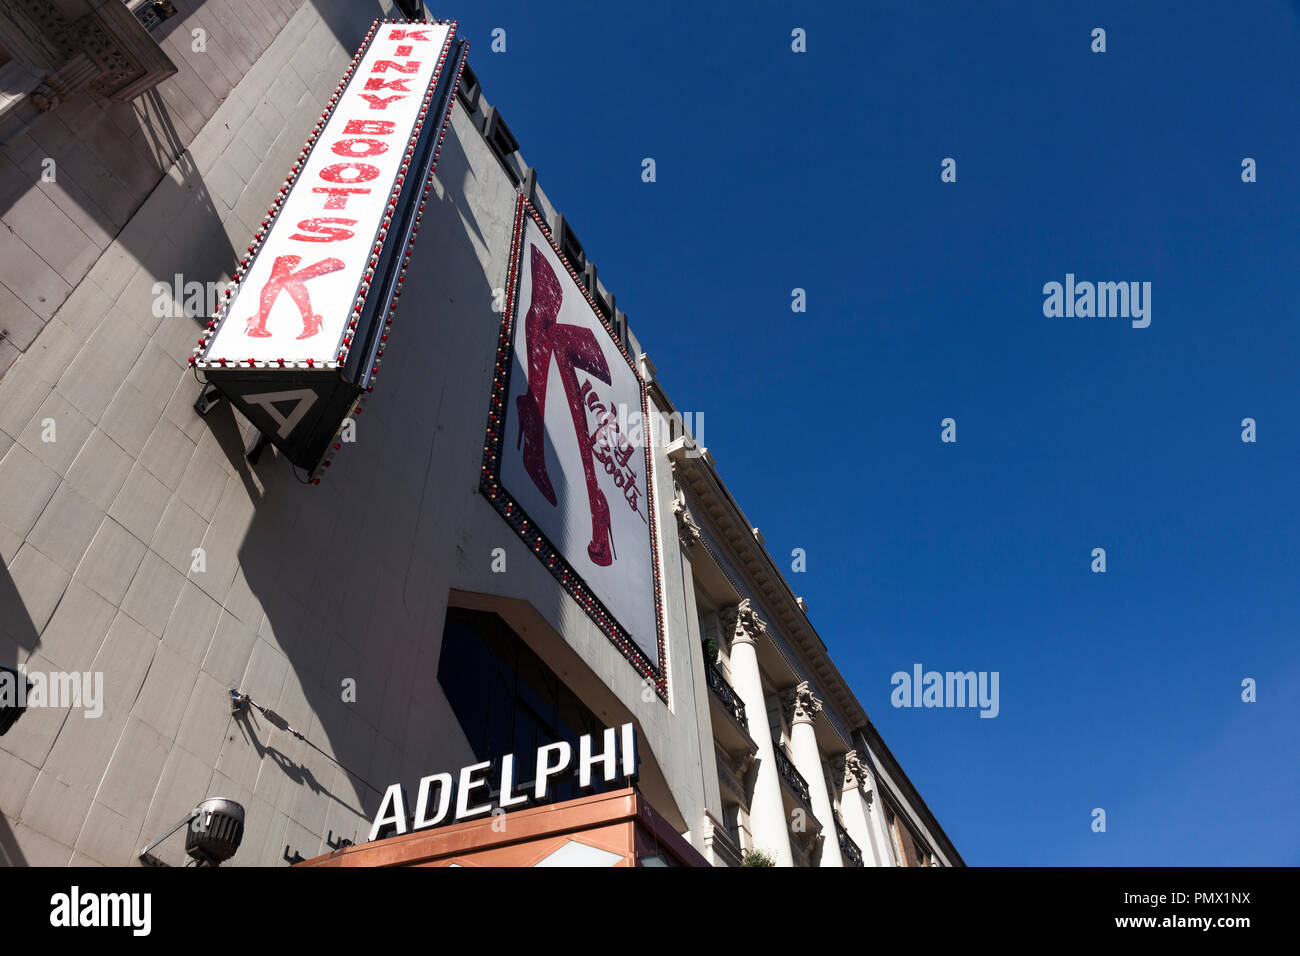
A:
[138,797,245,867]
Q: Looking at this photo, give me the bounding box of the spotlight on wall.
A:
[138,797,246,867]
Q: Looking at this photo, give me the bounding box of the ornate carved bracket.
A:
[670,470,702,549]
[3,0,177,116]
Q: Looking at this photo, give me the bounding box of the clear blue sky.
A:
[450,0,1300,865]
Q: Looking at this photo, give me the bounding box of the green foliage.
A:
[741,848,775,868]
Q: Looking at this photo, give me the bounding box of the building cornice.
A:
[665,436,867,738]
[854,721,964,866]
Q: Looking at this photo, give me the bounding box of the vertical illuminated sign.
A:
[193,19,465,478]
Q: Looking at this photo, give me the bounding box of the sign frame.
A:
[480,195,668,701]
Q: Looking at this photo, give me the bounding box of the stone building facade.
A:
[0,0,960,867]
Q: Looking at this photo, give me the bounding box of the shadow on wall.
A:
[0,69,223,254]
[311,0,403,50]
[0,564,32,863]
[0,562,40,672]
[211,121,513,859]
[0,813,27,866]
[106,87,237,336]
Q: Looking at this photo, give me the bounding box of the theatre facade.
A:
[0,0,960,868]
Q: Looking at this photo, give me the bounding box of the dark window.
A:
[486,108,519,160]
[437,607,612,808]
[560,221,584,272]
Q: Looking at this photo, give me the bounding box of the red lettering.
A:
[343,119,396,136]
[388,29,431,41]
[311,187,370,210]
[371,60,420,74]
[332,138,388,158]
[364,77,412,93]
[358,93,405,111]
[318,162,381,183]
[395,45,413,57]
[290,218,357,243]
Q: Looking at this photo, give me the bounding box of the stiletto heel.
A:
[296,313,323,340]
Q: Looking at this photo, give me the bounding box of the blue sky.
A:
[451,1,1300,865]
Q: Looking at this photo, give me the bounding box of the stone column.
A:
[783,681,843,867]
[834,751,886,866]
[721,600,792,866]
[857,758,899,866]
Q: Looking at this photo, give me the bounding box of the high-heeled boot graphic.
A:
[515,244,618,566]
[516,244,562,505]
[550,320,615,566]
[245,254,345,339]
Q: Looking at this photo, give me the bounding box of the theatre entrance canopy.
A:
[296,789,707,867]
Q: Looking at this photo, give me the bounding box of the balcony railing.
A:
[770,740,812,807]
[834,812,864,867]
[705,665,747,726]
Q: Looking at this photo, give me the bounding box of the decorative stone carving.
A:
[720,598,767,647]
[2,0,64,67]
[29,51,95,110]
[739,750,758,778]
[671,476,702,549]
[4,0,177,118]
[833,750,872,794]
[79,18,138,96]
[781,680,822,725]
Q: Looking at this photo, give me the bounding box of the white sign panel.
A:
[498,212,661,672]
[202,22,451,365]
[367,723,639,842]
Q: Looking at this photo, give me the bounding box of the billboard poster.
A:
[482,197,667,698]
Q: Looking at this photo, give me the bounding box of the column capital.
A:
[782,680,822,726]
[720,598,767,647]
[833,750,872,793]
